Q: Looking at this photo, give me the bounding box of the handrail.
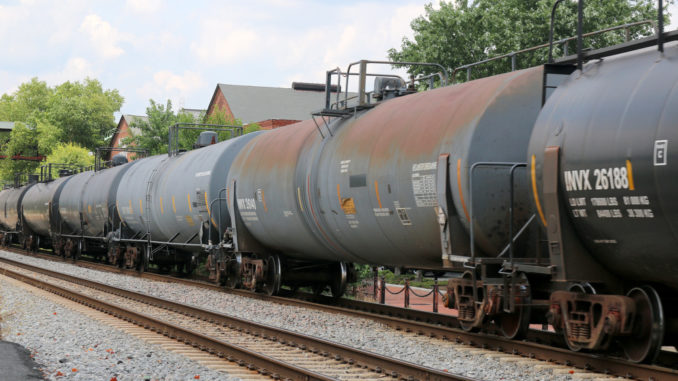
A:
[451,19,656,82]
[167,123,243,157]
[344,60,448,107]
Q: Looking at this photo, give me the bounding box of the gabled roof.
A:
[215,84,329,123]
[121,114,148,135]
[179,108,205,121]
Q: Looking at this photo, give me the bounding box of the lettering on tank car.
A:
[411,161,437,207]
[237,198,256,211]
[339,160,351,174]
[195,170,211,177]
[283,210,294,217]
[346,214,359,229]
[240,211,259,222]
[373,207,391,217]
[564,165,631,192]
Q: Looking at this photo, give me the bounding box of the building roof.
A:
[121,114,148,136]
[0,121,15,131]
[215,84,330,123]
[179,108,205,121]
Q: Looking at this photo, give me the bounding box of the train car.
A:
[226,66,544,296]
[0,183,36,246]
[529,40,678,363]
[114,131,263,272]
[54,157,134,259]
[21,176,71,251]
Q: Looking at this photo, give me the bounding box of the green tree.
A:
[205,105,260,139]
[389,0,666,82]
[44,143,94,176]
[127,101,259,156]
[0,78,53,122]
[0,122,41,180]
[47,78,123,149]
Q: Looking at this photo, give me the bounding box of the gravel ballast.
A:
[0,250,599,380]
[0,275,235,380]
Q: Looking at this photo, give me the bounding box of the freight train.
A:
[1,17,677,364]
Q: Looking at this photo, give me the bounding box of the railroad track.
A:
[0,257,475,381]
[3,250,678,380]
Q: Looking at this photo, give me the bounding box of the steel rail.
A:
[0,257,475,381]
[4,250,678,380]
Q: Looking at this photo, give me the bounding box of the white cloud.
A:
[153,70,206,93]
[42,57,96,84]
[137,70,207,109]
[126,0,162,14]
[190,20,259,63]
[79,14,125,58]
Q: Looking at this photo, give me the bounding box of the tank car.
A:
[529,41,678,363]
[113,131,262,272]
[0,183,36,246]
[226,66,544,296]
[55,156,133,260]
[21,176,71,251]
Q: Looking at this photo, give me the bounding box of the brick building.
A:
[205,83,334,129]
[108,114,147,160]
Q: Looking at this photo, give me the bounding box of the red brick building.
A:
[108,114,147,160]
[205,83,334,129]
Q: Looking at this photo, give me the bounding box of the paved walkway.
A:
[0,341,44,380]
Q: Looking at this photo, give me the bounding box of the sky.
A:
[1,0,677,118]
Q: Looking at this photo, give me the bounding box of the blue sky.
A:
[1,0,676,118]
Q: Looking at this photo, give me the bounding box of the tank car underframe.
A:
[204,188,356,297]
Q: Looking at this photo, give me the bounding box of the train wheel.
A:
[224,253,242,289]
[329,262,348,299]
[498,273,531,339]
[261,255,281,296]
[620,286,665,363]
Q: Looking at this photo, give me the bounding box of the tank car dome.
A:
[111,154,129,167]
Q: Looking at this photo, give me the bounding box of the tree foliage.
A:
[123,99,197,156]
[44,143,94,176]
[126,101,260,156]
[0,77,122,180]
[47,79,123,149]
[389,0,667,82]
[0,122,41,180]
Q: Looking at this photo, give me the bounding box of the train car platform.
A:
[0,341,43,380]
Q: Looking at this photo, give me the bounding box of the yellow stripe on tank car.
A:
[261,189,268,212]
[160,197,164,215]
[88,205,92,214]
[128,200,133,215]
[204,192,210,215]
[626,160,635,191]
[531,155,547,227]
[296,187,304,212]
[139,199,143,215]
[336,184,341,204]
[374,181,383,209]
[456,159,470,221]
[187,193,192,212]
[172,196,176,214]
